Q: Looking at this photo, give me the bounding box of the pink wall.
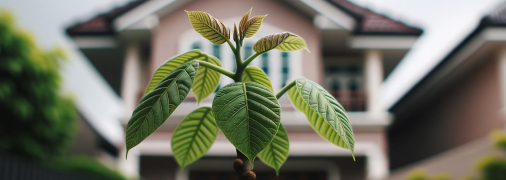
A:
[150,0,323,83]
[389,56,504,169]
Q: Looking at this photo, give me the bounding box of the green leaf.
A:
[258,124,289,176]
[172,107,218,169]
[145,50,221,105]
[253,33,290,54]
[239,8,267,38]
[276,34,309,52]
[126,61,199,156]
[253,32,307,54]
[192,55,222,104]
[242,66,273,92]
[186,11,230,45]
[212,82,281,165]
[288,77,355,158]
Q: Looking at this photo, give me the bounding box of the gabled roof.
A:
[390,2,506,113]
[329,0,422,35]
[66,0,422,36]
[66,0,146,36]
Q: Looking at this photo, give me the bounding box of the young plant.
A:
[125,8,355,179]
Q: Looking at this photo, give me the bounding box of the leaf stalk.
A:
[198,60,235,79]
[276,80,295,99]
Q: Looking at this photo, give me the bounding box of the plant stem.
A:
[231,35,255,180]
[227,39,236,52]
[276,80,296,99]
[233,37,244,82]
[198,60,235,79]
[235,150,252,180]
[242,53,261,67]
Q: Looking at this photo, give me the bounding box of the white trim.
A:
[301,0,356,30]
[169,102,391,127]
[60,44,124,146]
[72,37,116,48]
[113,0,175,31]
[137,141,388,180]
[349,36,418,49]
[383,27,506,110]
[314,14,342,30]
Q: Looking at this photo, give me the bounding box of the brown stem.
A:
[234,149,255,180]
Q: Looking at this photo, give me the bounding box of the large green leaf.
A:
[126,61,199,156]
[186,11,230,45]
[172,107,218,169]
[145,50,221,104]
[239,8,267,38]
[253,32,307,54]
[288,77,355,158]
[212,82,281,165]
[242,66,273,91]
[258,124,289,176]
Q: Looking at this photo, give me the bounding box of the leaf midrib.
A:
[242,83,251,157]
[182,108,211,165]
[146,51,203,94]
[297,79,352,151]
[192,13,229,43]
[132,63,195,143]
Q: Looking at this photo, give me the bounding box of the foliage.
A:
[491,130,506,151]
[0,11,76,161]
[125,8,355,176]
[49,156,127,180]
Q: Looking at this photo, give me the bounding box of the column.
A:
[497,47,506,128]
[364,49,384,118]
[121,44,142,123]
[118,147,140,179]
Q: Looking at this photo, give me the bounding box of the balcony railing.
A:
[330,90,366,111]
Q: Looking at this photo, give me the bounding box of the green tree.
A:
[125,9,355,180]
[0,11,76,161]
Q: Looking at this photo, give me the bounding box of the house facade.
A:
[387,3,506,179]
[66,0,422,179]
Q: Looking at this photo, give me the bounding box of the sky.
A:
[350,0,504,109]
[0,0,504,110]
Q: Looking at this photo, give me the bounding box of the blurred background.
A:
[1,0,506,179]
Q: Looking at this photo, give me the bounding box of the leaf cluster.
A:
[125,8,355,175]
[0,11,76,161]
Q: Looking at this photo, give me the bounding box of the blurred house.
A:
[66,0,422,179]
[387,3,506,180]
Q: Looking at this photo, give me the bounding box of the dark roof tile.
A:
[66,0,147,36]
[330,0,423,35]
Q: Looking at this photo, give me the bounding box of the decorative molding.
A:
[72,37,116,48]
[300,0,356,30]
[349,36,418,49]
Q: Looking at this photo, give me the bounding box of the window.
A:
[213,44,221,59]
[281,52,290,88]
[261,53,269,75]
[331,79,341,98]
[244,44,253,59]
[192,42,201,50]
